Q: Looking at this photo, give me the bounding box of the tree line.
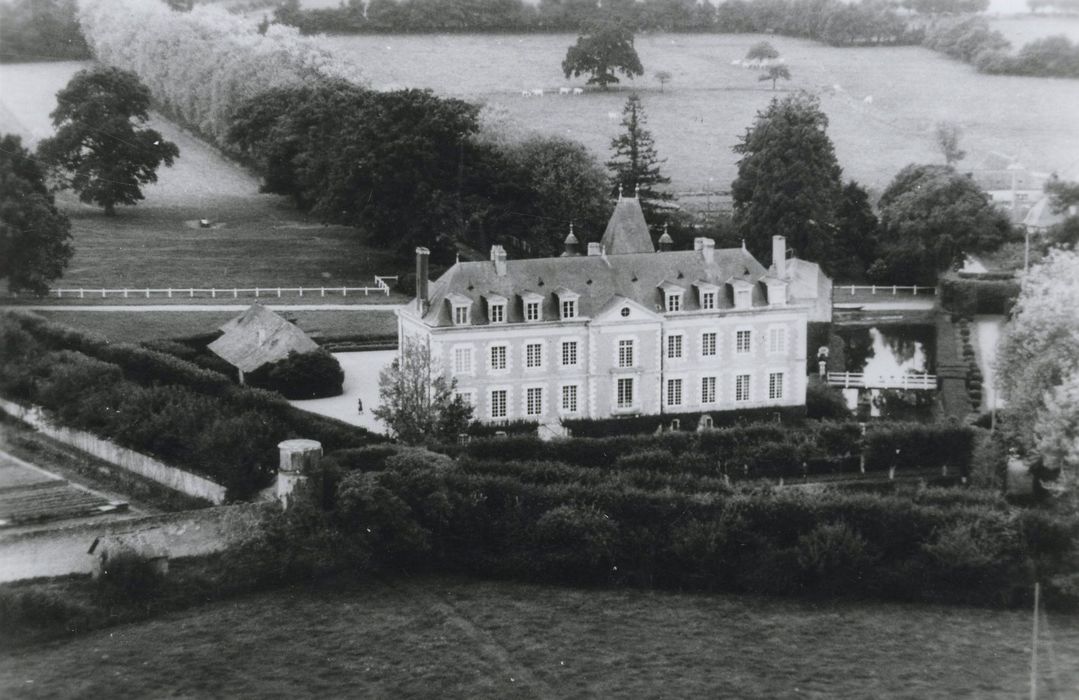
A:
[923,15,1079,79]
[271,0,920,47]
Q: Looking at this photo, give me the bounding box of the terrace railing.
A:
[47,276,399,299]
[835,284,936,297]
[827,372,938,391]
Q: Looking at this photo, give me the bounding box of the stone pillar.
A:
[276,439,323,509]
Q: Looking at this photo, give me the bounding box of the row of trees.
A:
[271,0,920,47]
[0,0,89,62]
[227,80,612,259]
[924,16,1079,78]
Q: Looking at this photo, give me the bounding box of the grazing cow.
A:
[559,87,571,95]
[863,95,873,104]
[522,90,532,97]
[531,88,544,97]
[607,111,618,120]
[573,87,584,95]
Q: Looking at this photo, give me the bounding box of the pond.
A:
[833,325,937,420]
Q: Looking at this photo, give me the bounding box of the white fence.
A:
[827,372,938,390]
[48,276,399,299]
[836,284,935,296]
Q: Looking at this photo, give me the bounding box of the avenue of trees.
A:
[0,136,73,295]
[38,67,179,216]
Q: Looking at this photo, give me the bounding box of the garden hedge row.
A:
[940,274,1020,316]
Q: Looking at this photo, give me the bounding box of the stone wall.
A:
[0,397,228,504]
[0,502,269,583]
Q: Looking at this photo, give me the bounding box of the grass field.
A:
[32,309,399,343]
[0,61,403,291]
[1,574,1076,698]
[318,31,1079,197]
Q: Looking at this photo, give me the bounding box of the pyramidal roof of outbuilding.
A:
[600,195,654,255]
[208,303,319,373]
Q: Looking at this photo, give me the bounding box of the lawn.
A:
[318,32,1079,199]
[33,308,399,343]
[1,574,1076,698]
[0,61,404,291]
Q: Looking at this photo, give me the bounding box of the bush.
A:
[247,349,344,399]
[940,274,1020,316]
[796,522,876,595]
[806,376,851,420]
[532,504,618,584]
[96,550,166,603]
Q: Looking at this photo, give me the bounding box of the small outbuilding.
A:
[208,303,319,383]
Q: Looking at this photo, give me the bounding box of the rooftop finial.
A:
[618,183,623,200]
[741,238,746,250]
[634,183,640,197]
[663,222,668,235]
[569,221,574,236]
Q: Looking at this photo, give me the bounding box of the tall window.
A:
[525,301,540,322]
[666,293,682,312]
[489,303,505,324]
[453,346,472,375]
[490,389,507,419]
[736,330,752,354]
[618,339,635,368]
[702,332,717,357]
[667,378,683,407]
[561,340,578,367]
[526,387,543,416]
[667,334,683,359]
[489,345,507,371]
[525,342,542,369]
[735,374,751,402]
[701,376,716,404]
[561,299,577,319]
[701,291,716,310]
[768,372,784,400]
[453,305,469,325]
[561,384,578,413]
[768,327,788,354]
[617,377,634,408]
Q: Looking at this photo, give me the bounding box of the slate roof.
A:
[208,304,319,373]
[419,247,777,327]
[600,196,654,255]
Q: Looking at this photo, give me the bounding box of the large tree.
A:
[934,121,966,166]
[759,64,791,90]
[731,92,843,270]
[562,20,643,89]
[374,338,473,445]
[38,67,178,216]
[607,93,671,221]
[831,180,879,281]
[998,249,1079,483]
[0,135,73,295]
[870,164,1014,283]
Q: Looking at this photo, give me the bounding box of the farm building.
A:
[209,304,319,383]
[397,193,831,425]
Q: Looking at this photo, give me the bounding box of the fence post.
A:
[913,285,918,295]
[233,288,237,298]
[189,288,194,298]
[892,285,897,295]
[168,288,172,298]
[277,288,281,298]
[299,287,303,297]
[321,287,325,297]
[79,289,84,299]
[871,285,876,295]
[343,287,348,297]
[364,288,369,296]
[212,288,216,298]
[255,287,259,297]
[123,288,128,298]
[145,288,150,298]
[850,285,855,295]
[101,289,106,298]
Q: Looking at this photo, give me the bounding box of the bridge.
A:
[826,372,938,390]
[832,284,936,313]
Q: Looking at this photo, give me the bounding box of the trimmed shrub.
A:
[806,376,851,420]
[796,522,876,595]
[96,550,165,603]
[533,504,618,584]
[247,349,344,399]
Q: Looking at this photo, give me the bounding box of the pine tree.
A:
[607,93,671,219]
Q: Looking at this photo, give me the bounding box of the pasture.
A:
[1,574,1076,698]
[0,61,401,292]
[319,32,1079,197]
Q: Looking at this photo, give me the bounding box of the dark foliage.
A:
[248,349,345,400]
[0,0,90,62]
[940,273,1020,316]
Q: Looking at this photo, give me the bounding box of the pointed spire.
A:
[618,183,623,200]
[658,223,673,252]
[562,222,581,256]
[634,183,640,198]
[741,238,747,250]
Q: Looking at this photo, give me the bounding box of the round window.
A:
[621,307,630,317]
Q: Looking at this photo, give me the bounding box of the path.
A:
[0,304,404,312]
[288,351,395,434]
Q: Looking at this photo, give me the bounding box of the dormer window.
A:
[554,287,580,320]
[659,281,685,313]
[763,279,788,306]
[735,289,751,309]
[484,293,507,324]
[695,281,719,311]
[521,291,543,322]
[448,293,471,326]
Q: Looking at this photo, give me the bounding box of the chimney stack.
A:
[415,247,429,313]
[587,242,603,256]
[772,235,787,278]
[563,224,580,256]
[490,245,507,276]
[694,237,715,263]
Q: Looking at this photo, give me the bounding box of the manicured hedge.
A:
[329,457,1079,607]
[864,423,974,474]
[940,274,1020,316]
[247,349,345,400]
[0,312,379,499]
[562,405,807,438]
